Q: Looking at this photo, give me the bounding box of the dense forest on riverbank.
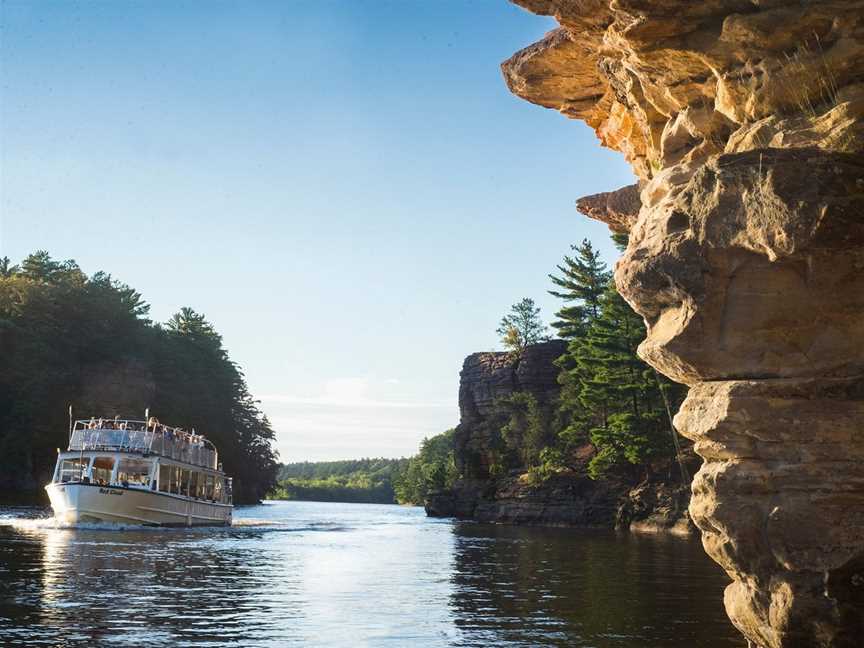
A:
[0,252,279,503]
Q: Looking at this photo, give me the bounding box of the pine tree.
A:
[570,286,684,478]
[0,257,19,278]
[549,234,687,479]
[548,240,610,340]
[496,298,550,354]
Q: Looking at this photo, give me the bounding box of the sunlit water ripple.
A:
[0,500,742,647]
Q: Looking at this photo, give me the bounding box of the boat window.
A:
[189,471,199,499]
[91,456,114,485]
[159,464,172,493]
[170,465,180,495]
[214,476,224,503]
[205,474,215,501]
[117,458,151,488]
[58,458,87,483]
[179,469,191,497]
[195,472,206,499]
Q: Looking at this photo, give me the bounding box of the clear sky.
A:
[0,1,634,462]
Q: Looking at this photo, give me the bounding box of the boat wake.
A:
[0,515,160,532]
[0,513,348,534]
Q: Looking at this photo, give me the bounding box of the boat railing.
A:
[68,419,218,470]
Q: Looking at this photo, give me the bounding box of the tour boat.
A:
[45,417,233,527]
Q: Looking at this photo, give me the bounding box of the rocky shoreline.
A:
[427,473,694,535]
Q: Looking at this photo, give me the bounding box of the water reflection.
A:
[448,524,740,647]
[0,503,741,647]
[4,520,310,646]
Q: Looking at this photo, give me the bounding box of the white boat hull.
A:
[46,482,232,527]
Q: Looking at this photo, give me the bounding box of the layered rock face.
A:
[456,340,566,479]
[503,1,864,646]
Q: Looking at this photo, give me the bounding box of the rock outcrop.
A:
[427,340,693,532]
[426,471,629,527]
[503,1,864,645]
[456,340,566,479]
[576,183,640,233]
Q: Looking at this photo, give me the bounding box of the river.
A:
[0,500,742,647]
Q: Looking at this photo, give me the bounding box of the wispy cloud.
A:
[260,374,458,460]
[267,401,457,462]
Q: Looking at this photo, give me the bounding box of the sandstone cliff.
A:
[426,340,693,533]
[503,2,864,646]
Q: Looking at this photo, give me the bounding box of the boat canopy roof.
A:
[68,418,218,470]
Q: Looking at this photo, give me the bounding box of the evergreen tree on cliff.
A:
[548,239,610,339]
[496,298,550,354]
[571,287,674,477]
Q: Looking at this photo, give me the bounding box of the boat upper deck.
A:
[69,419,218,470]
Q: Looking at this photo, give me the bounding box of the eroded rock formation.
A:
[576,183,640,233]
[503,1,864,645]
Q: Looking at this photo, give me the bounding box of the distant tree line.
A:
[278,458,405,482]
[270,440,458,506]
[0,251,279,503]
[271,458,407,504]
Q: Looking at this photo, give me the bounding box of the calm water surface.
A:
[0,501,742,647]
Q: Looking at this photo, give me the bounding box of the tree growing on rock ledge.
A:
[496,297,550,355]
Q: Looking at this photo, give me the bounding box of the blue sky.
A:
[0,1,634,461]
